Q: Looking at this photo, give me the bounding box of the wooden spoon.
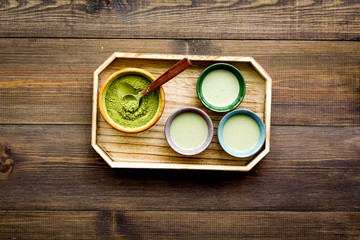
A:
[122,58,191,112]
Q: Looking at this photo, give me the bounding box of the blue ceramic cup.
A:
[218,109,265,158]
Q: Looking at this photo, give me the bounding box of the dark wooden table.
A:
[1,1,359,239]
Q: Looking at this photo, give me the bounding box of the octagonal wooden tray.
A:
[92,53,271,171]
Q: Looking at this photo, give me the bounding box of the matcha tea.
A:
[170,112,208,150]
[223,115,260,152]
[201,69,240,107]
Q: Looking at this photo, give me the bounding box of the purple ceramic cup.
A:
[164,107,213,155]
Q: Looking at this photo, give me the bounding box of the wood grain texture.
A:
[0,211,359,240]
[0,38,359,126]
[0,0,359,40]
[1,1,359,238]
[0,125,359,211]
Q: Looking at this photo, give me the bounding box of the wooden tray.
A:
[91,53,271,171]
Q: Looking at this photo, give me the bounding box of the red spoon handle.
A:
[141,58,191,96]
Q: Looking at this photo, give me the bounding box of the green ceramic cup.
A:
[197,63,246,112]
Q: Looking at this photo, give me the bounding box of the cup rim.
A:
[164,107,213,155]
[98,68,165,133]
[197,63,246,112]
[218,109,265,158]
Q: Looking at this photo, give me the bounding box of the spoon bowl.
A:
[118,83,141,112]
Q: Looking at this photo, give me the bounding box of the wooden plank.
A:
[0,125,359,211]
[0,211,359,239]
[0,0,359,40]
[0,211,98,240]
[0,39,359,126]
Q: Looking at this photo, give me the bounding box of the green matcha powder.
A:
[105,74,160,129]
